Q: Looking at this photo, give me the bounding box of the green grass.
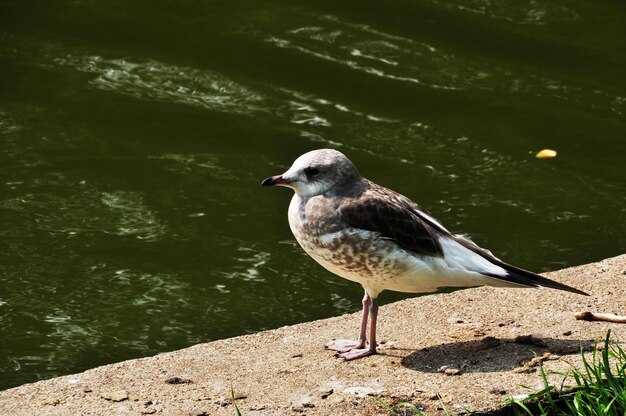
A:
[508,330,625,416]
[231,388,242,416]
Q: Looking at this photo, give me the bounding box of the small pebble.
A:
[443,368,462,376]
[165,376,193,384]
[320,388,333,399]
[215,398,229,407]
[101,390,128,402]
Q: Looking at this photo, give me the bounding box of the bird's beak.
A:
[261,175,289,187]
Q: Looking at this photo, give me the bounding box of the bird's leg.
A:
[326,292,370,352]
[338,297,378,360]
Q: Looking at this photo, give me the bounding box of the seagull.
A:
[262,149,588,360]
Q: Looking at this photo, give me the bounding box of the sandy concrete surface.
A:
[0,255,624,416]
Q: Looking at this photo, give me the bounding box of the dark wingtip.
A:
[574,288,591,296]
[484,267,590,296]
[558,285,590,296]
[518,272,589,296]
[531,274,589,296]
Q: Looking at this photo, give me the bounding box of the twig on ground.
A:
[575,311,626,323]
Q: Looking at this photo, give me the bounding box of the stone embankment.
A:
[0,255,624,415]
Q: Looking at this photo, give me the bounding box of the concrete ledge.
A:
[1,255,624,415]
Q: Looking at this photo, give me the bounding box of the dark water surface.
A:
[1,0,625,390]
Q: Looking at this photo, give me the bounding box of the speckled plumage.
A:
[287,181,443,299]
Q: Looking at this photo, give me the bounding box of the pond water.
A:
[0,0,625,390]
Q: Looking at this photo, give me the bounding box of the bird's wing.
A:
[339,186,444,257]
[337,183,588,295]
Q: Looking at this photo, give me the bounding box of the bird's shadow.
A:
[397,335,596,373]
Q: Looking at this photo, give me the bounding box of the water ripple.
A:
[426,0,580,25]
[263,14,623,114]
[54,55,268,116]
[148,153,234,179]
[100,191,166,241]
[0,185,167,242]
[223,246,275,282]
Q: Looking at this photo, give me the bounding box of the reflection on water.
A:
[428,0,579,25]
[0,0,625,391]
[230,247,272,282]
[265,13,623,113]
[149,153,235,179]
[54,55,269,116]
[1,186,166,241]
[100,191,166,241]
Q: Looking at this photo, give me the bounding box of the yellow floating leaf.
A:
[536,149,557,159]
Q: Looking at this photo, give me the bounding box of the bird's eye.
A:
[304,167,320,178]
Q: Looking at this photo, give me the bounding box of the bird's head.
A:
[262,149,362,197]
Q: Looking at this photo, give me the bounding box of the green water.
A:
[1,0,625,390]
